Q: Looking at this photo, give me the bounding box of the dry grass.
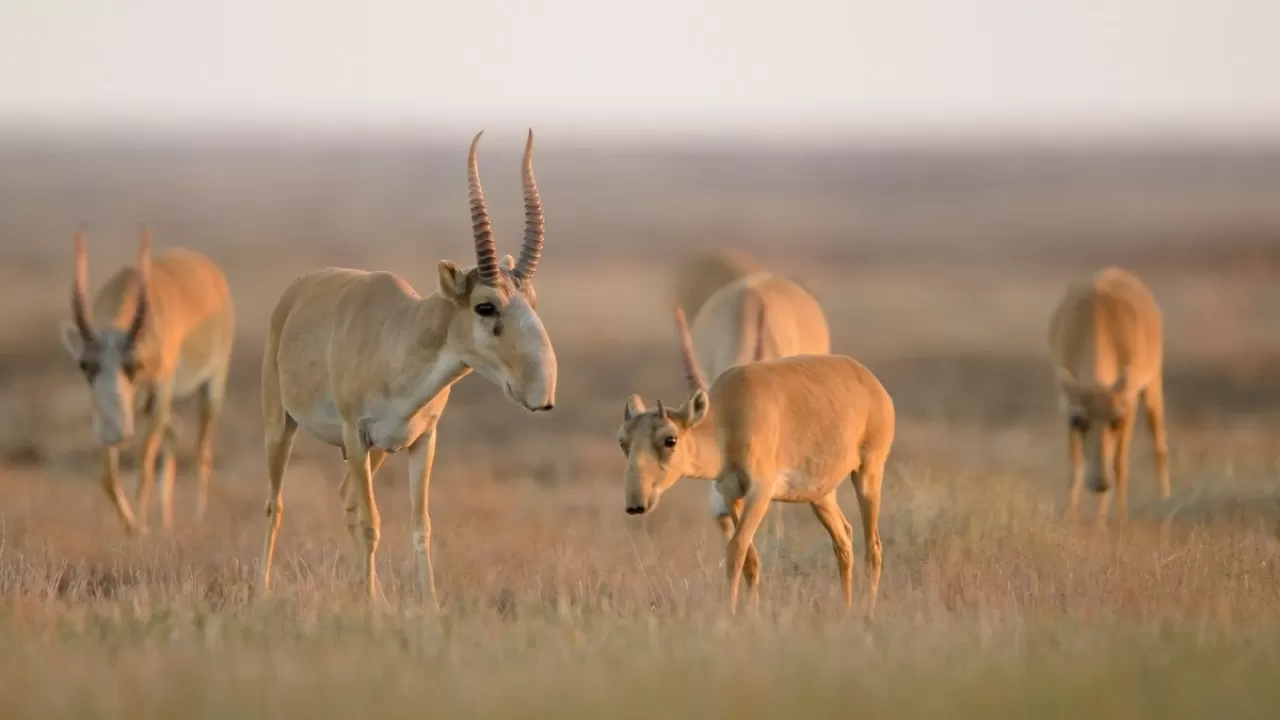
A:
[1,135,1280,718]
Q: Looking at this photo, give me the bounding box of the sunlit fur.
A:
[59,229,235,536]
[1049,266,1169,524]
[257,130,558,605]
[616,305,894,616]
[685,270,832,547]
[672,246,764,322]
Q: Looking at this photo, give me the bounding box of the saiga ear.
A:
[60,321,85,359]
[437,260,469,302]
[679,389,710,427]
[624,394,646,421]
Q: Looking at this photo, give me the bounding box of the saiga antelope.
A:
[1049,266,1170,523]
[60,228,235,535]
[684,270,831,546]
[616,303,894,615]
[258,130,558,604]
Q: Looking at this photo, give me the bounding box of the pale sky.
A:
[2,0,1279,138]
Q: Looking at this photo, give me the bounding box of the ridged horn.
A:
[513,129,544,282]
[673,303,709,393]
[656,399,667,419]
[468,131,501,287]
[71,229,96,341]
[126,226,152,344]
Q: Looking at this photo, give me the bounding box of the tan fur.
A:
[1048,266,1169,524]
[672,247,764,321]
[257,130,558,605]
[617,307,894,616]
[686,270,831,545]
[60,229,235,536]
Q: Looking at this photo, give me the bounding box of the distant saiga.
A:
[258,130,558,605]
[617,303,893,616]
[60,228,235,535]
[1049,266,1170,523]
[678,261,832,546]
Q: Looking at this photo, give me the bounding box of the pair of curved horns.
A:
[71,227,152,344]
[673,304,710,393]
[467,129,545,287]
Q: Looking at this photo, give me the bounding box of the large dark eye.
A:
[121,360,139,381]
[619,439,630,454]
[474,302,497,317]
[662,436,677,449]
[1069,415,1089,432]
[78,359,100,377]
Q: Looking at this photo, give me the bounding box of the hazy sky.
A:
[2,0,1279,137]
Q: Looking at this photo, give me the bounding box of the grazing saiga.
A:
[617,303,894,615]
[1049,266,1170,523]
[59,228,235,535]
[258,130,558,604]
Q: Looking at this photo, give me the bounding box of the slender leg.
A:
[1067,425,1084,522]
[155,422,178,531]
[133,382,173,532]
[1143,378,1171,499]
[810,493,855,609]
[724,496,762,603]
[851,460,885,618]
[343,427,381,602]
[407,427,440,607]
[100,446,140,536]
[709,485,761,584]
[725,484,771,614]
[1112,414,1138,523]
[258,414,297,593]
[339,449,387,550]
[194,372,227,522]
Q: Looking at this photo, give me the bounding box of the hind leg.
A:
[133,381,174,532]
[155,422,179,531]
[851,458,885,618]
[194,369,228,522]
[1143,377,1171,499]
[258,412,298,594]
[810,493,855,609]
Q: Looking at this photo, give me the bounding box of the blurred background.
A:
[1,0,1279,531]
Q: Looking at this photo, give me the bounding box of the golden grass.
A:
[2,138,1280,717]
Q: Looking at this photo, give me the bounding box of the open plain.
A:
[2,133,1280,718]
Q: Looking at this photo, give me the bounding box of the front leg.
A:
[134,381,174,532]
[101,446,140,536]
[1067,425,1084,522]
[1112,414,1138,523]
[723,475,772,614]
[343,426,382,602]
[407,425,440,607]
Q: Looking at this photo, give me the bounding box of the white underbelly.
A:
[284,398,346,446]
[769,468,837,503]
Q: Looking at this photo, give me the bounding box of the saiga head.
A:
[1057,368,1131,492]
[438,130,558,413]
[616,304,715,515]
[59,229,153,447]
